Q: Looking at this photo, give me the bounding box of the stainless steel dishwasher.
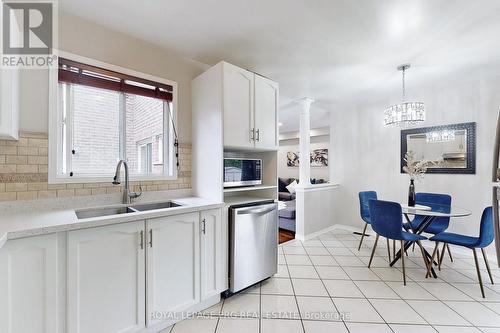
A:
[229,201,278,293]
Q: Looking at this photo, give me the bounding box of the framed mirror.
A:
[401,122,476,174]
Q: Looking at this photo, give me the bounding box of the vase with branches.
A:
[403,151,433,206]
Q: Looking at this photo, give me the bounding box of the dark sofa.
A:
[278,177,296,201]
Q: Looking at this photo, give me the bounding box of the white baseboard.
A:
[297,223,371,241]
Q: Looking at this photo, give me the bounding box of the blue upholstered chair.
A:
[358,191,394,261]
[358,191,377,250]
[368,199,429,285]
[409,193,453,265]
[430,207,494,298]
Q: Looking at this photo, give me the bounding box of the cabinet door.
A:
[67,221,146,333]
[0,69,19,140]
[146,212,200,327]
[200,209,223,301]
[254,75,278,150]
[223,62,255,148]
[0,233,64,333]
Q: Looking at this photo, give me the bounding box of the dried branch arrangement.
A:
[403,151,434,180]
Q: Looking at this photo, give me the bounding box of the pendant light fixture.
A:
[384,64,425,126]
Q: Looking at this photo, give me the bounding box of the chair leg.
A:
[417,241,431,277]
[401,240,406,286]
[368,234,380,268]
[393,239,396,259]
[472,248,485,298]
[446,244,454,262]
[427,242,439,278]
[358,223,368,251]
[439,243,446,271]
[481,248,495,285]
[386,238,392,262]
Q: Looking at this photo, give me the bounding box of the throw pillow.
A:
[286,180,298,194]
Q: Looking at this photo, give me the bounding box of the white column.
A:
[297,97,314,188]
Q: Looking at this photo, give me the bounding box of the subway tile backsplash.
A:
[0,132,191,201]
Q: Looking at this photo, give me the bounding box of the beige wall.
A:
[19,11,209,143]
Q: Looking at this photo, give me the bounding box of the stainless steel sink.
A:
[75,201,182,219]
[131,201,182,212]
[75,206,138,219]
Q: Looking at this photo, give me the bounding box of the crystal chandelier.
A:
[426,130,456,143]
[384,64,425,126]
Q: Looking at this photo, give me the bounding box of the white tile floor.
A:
[162,229,500,333]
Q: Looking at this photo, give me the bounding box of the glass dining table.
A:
[389,203,471,278]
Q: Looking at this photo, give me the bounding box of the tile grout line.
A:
[282,248,307,333]
[331,235,397,332]
[302,239,352,333]
[360,236,490,330]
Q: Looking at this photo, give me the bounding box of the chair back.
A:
[477,206,494,248]
[416,192,452,231]
[368,199,404,240]
[359,191,377,223]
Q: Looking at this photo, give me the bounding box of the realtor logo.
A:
[1,1,57,68]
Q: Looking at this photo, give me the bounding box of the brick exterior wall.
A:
[0,132,191,202]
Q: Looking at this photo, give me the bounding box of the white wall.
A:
[19,12,209,143]
[278,134,330,181]
[330,68,500,254]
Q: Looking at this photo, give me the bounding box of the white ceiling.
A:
[60,0,500,132]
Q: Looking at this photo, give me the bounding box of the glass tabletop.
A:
[401,203,471,217]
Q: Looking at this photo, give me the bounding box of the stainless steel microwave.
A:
[223,158,262,188]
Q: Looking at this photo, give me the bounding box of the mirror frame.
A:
[400,122,476,174]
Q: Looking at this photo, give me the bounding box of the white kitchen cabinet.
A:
[146,212,200,327]
[0,69,19,140]
[0,233,65,333]
[67,221,146,333]
[197,61,278,151]
[200,208,223,300]
[223,62,255,149]
[254,74,279,150]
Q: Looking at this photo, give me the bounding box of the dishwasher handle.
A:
[235,203,277,216]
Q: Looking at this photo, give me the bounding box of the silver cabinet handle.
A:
[139,230,144,250]
[256,129,260,141]
[250,128,255,141]
[201,218,206,234]
[149,229,153,248]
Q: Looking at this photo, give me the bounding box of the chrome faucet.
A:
[112,160,142,204]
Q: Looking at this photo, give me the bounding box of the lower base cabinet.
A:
[0,208,223,333]
[200,209,223,301]
[0,233,65,333]
[146,212,200,327]
[67,221,146,333]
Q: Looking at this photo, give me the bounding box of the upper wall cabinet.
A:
[254,75,278,150]
[194,61,278,151]
[223,63,255,148]
[0,69,19,140]
[222,62,278,150]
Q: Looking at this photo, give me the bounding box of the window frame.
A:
[48,51,178,184]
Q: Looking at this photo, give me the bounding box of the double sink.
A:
[75,201,182,219]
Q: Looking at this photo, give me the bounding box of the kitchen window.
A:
[49,56,178,183]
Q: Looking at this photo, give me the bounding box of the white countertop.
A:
[0,196,223,249]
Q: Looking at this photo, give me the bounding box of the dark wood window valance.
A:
[58,58,173,102]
